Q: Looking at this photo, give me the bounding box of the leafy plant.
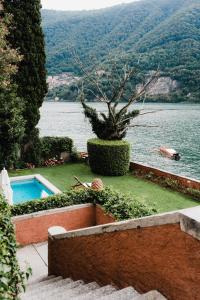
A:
[11,187,156,221]
[132,170,200,201]
[70,147,82,162]
[80,62,158,140]
[4,0,48,149]
[0,195,30,299]
[40,137,73,161]
[0,14,24,169]
[20,136,73,167]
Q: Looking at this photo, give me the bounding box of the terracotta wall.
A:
[95,204,115,225]
[13,205,95,245]
[130,162,200,190]
[48,224,200,300]
[13,204,114,246]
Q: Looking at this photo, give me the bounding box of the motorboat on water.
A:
[159,146,181,161]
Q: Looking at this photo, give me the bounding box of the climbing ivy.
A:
[0,195,30,299]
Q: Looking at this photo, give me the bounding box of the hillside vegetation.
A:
[42,0,200,102]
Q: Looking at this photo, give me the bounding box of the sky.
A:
[41,0,137,11]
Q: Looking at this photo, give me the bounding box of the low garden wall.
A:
[96,204,115,225]
[12,204,115,245]
[48,211,200,300]
[130,162,200,190]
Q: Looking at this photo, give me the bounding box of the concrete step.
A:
[22,278,78,299]
[22,275,167,300]
[51,281,101,300]
[30,279,84,300]
[26,275,63,291]
[71,285,117,300]
[99,286,139,300]
[134,291,167,300]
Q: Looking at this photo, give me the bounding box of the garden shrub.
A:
[186,188,200,201]
[21,128,42,166]
[70,147,82,162]
[11,188,156,220]
[40,137,73,161]
[0,195,29,299]
[87,138,130,176]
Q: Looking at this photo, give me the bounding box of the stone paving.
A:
[17,242,48,283]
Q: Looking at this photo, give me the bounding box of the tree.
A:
[3,0,47,159]
[0,13,24,168]
[79,60,158,140]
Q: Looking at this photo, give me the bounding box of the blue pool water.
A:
[11,179,54,204]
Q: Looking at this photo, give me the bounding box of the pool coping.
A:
[10,174,62,204]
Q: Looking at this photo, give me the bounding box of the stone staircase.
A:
[21,275,166,300]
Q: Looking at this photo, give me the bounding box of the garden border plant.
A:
[132,170,200,201]
[11,187,157,220]
[0,195,30,299]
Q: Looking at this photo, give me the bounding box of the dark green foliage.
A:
[40,136,73,160]
[11,187,156,220]
[82,101,139,140]
[87,138,130,176]
[70,148,82,162]
[92,188,157,220]
[186,188,200,201]
[21,136,73,166]
[0,89,24,169]
[80,63,143,140]
[0,195,28,299]
[4,0,48,144]
[47,83,79,101]
[0,14,24,169]
[42,0,200,102]
[21,129,42,166]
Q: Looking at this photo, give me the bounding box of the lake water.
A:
[38,102,200,180]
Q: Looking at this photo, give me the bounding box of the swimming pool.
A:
[10,175,61,205]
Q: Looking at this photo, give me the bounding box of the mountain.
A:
[42,0,200,102]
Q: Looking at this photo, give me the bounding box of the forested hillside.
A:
[42,0,200,102]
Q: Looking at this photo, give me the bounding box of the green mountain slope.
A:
[42,0,200,102]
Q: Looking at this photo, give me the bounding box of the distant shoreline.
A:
[44,99,200,104]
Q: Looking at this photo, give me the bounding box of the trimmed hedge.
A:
[87,138,130,176]
[11,188,157,221]
[0,195,29,299]
[41,136,73,160]
[21,136,73,167]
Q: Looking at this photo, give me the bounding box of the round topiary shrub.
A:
[87,138,130,176]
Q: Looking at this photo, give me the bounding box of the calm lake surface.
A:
[38,102,200,180]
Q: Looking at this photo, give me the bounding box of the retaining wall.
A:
[13,204,114,245]
[48,210,200,300]
[130,162,200,190]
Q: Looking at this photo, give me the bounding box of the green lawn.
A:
[9,163,199,213]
